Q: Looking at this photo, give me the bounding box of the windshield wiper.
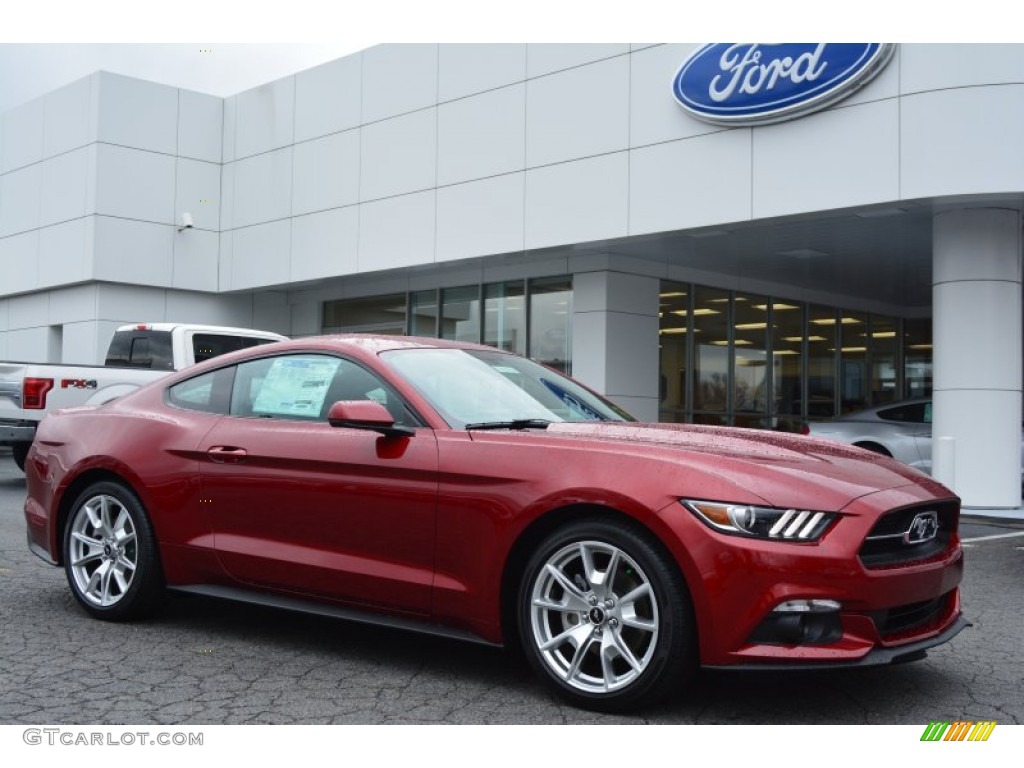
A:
[464,419,552,431]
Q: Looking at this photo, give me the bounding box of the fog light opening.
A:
[748,599,844,646]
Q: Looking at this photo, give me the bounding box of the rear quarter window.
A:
[167,367,235,414]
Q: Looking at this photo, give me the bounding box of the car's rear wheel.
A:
[63,481,163,621]
[518,519,696,712]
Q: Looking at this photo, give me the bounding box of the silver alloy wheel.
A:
[68,494,138,607]
[530,540,659,694]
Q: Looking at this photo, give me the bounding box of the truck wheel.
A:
[11,442,30,472]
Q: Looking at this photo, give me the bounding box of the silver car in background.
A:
[804,399,935,472]
[805,398,1024,480]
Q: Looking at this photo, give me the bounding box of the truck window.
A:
[105,331,174,370]
[193,334,276,364]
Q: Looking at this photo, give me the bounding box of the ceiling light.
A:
[659,291,687,298]
[735,322,768,330]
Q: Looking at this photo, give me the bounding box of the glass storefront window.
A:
[839,311,869,413]
[484,281,526,355]
[870,314,899,406]
[903,317,932,399]
[733,293,769,428]
[658,283,689,423]
[440,286,481,344]
[409,290,439,338]
[771,299,804,432]
[530,277,573,374]
[806,305,838,419]
[692,286,730,424]
[323,294,407,334]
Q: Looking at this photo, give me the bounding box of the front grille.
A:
[867,591,953,638]
[858,501,958,568]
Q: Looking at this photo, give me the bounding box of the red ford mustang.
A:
[24,335,967,711]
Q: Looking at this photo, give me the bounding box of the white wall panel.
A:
[222,95,237,164]
[291,301,320,337]
[8,290,49,329]
[901,85,1024,200]
[361,45,438,123]
[526,44,629,78]
[175,158,221,231]
[165,291,254,327]
[527,57,629,167]
[901,44,1024,94]
[253,291,290,335]
[0,231,40,297]
[39,147,90,227]
[525,153,628,250]
[218,231,232,291]
[172,228,219,292]
[629,43,717,148]
[630,130,752,234]
[6,328,49,362]
[235,77,295,159]
[360,109,437,201]
[1,97,44,172]
[96,73,178,155]
[94,144,176,224]
[43,76,94,159]
[231,147,293,228]
[0,299,8,330]
[358,191,435,273]
[437,85,525,185]
[178,90,223,163]
[60,321,102,365]
[295,54,362,142]
[438,44,526,102]
[47,285,97,325]
[292,131,360,216]
[231,220,291,290]
[0,163,42,237]
[290,208,358,283]
[96,284,168,323]
[753,100,899,219]
[38,218,90,288]
[92,217,173,287]
[436,173,524,262]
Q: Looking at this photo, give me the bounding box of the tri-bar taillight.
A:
[23,378,54,409]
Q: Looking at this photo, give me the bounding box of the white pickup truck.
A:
[0,322,286,470]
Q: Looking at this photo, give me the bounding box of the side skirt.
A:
[169,583,502,648]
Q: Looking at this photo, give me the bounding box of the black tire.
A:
[12,441,30,472]
[62,481,164,621]
[517,518,696,712]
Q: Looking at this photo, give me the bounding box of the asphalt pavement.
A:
[1,449,1021,725]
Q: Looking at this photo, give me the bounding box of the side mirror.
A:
[327,400,414,438]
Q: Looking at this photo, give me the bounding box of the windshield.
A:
[382,348,635,428]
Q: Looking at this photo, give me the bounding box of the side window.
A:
[229,354,416,425]
[923,402,932,424]
[192,333,279,364]
[167,367,235,414]
[878,403,927,423]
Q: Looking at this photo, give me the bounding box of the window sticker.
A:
[252,357,341,418]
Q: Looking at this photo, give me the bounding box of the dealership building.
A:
[1,43,1022,512]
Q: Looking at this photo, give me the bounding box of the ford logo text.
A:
[672,43,895,126]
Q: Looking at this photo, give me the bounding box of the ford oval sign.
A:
[672,43,895,126]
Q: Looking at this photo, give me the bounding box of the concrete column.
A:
[933,208,1022,509]
[571,271,660,421]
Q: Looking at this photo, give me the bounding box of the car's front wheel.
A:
[518,518,696,711]
[63,481,163,621]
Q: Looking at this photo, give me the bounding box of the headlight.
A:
[683,500,837,542]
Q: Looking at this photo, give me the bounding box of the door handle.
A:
[207,446,248,464]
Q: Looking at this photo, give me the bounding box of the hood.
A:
[546,421,949,511]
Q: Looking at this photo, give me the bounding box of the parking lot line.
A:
[961,530,1024,544]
